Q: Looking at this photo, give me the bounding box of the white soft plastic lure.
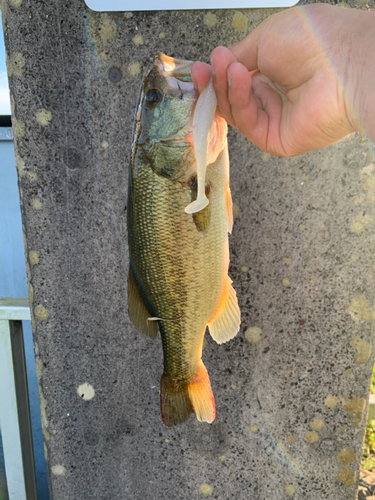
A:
[184,78,217,214]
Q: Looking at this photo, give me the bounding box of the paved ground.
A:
[359,468,375,499]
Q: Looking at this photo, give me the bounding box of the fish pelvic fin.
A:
[208,277,241,344]
[226,185,234,234]
[160,362,215,427]
[128,266,158,339]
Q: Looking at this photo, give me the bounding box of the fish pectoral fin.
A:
[226,186,234,234]
[127,266,158,339]
[208,277,241,344]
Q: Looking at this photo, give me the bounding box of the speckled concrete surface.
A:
[2,0,375,498]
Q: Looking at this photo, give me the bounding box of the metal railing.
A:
[0,297,38,500]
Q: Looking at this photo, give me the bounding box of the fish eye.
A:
[145,89,162,107]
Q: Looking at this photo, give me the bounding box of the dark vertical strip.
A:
[10,321,38,500]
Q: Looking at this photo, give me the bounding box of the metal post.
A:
[0,298,37,500]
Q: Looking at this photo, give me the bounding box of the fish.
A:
[127,53,241,427]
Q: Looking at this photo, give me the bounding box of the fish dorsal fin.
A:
[128,266,158,339]
[226,186,234,234]
[207,277,241,344]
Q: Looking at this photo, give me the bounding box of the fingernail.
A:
[227,70,232,87]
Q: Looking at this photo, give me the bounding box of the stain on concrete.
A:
[35,357,43,379]
[347,295,375,322]
[232,12,248,32]
[261,152,271,162]
[77,382,96,401]
[282,257,292,266]
[26,171,37,181]
[337,467,356,487]
[250,425,259,433]
[360,164,375,204]
[350,213,373,233]
[29,250,39,265]
[51,464,67,476]
[39,387,50,441]
[241,266,249,272]
[304,431,319,443]
[232,202,239,219]
[99,14,117,46]
[15,153,26,176]
[350,335,372,363]
[132,34,144,46]
[199,483,213,496]
[337,448,356,466]
[8,52,25,77]
[354,193,365,205]
[159,32,166,39]
[31,198,42,210]
[203,13,217,27]
[343,397,366,427]
[35,304,49,321]
[310,417,325,431]
[35,108,52,126]
[324,395,339,409]
[127,61,141,76]
[9,0,23,7]
[245,326,262,344]
[282,278,291,287]
[285,483,296,496]
[344,368,355,379]
[13,118,25,138]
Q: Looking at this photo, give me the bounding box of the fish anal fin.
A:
[226,186,234,234]
[208,277,241,344]
[128,266,158,339]
[187,363,215,424]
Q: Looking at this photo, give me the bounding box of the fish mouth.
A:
[154,53,194,82]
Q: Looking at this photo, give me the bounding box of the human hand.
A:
[192,4,374,156]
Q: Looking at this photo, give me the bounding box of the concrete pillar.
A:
[1,0,374,498]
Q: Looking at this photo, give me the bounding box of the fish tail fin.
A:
[160,375,193,427]
[160,363,215,427]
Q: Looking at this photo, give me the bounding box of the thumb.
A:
[191,62,212,96]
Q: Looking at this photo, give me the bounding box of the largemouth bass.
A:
[127,53,241,427]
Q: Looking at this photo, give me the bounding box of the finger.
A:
[191,62,212,96]
[228,63,286,155]
[229,18,268,72]
[226,62,267,150]
[210,46,238,127]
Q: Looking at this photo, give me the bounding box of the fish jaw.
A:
[154,52,195,82]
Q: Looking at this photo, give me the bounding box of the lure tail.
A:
[160,362,215,427]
